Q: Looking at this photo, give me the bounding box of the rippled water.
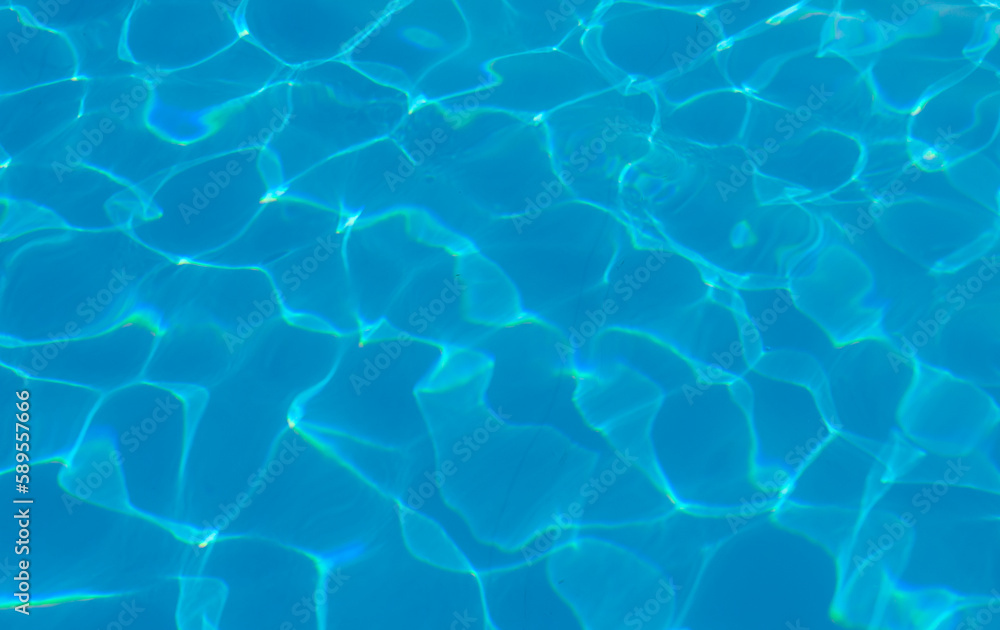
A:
[1,0,999,629]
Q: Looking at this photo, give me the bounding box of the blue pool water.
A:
[1,1,1000,629]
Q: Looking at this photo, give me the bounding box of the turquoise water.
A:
[1,0,1000,628]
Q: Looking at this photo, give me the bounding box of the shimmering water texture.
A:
[1,0,1000,629]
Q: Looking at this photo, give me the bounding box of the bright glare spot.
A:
[177,258,191,265]
[260,188,287,204]
[767,3,800,25]
[408,97,427,114]
[238,29,249,37]
[199,531,218,548]
[923,149,937,161]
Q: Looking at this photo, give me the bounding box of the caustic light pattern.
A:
[1,0,999,629]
